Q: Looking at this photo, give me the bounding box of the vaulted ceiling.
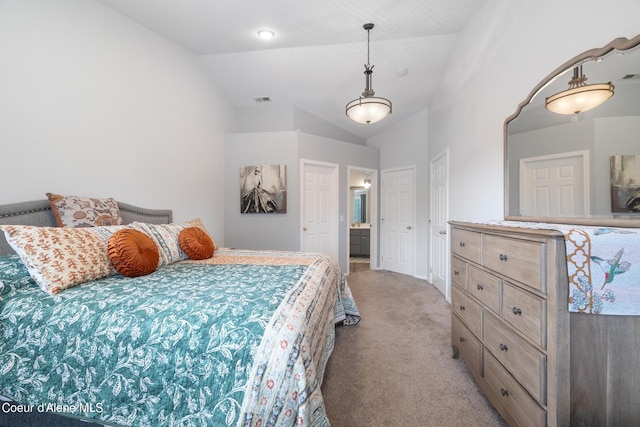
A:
[98,0,488,140]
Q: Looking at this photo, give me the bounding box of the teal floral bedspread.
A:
[0,250,359,426]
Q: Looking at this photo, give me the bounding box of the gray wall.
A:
[224,132,300,251]
[368,110,430,279]
[229,105,366,145]
[224,130,379,271]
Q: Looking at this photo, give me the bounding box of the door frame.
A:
[347,166,379,274]
[299,159,340,261]
[429,149,450,301]
[380,165,416,276]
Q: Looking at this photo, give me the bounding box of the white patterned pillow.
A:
[128,219,212,266]
[0,225,124,294]
[46,192,123,228]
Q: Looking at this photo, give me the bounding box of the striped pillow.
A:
[128,219,213,266]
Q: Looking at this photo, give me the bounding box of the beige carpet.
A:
[322,269,507,427]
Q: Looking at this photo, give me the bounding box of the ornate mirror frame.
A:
[504,34,640,227]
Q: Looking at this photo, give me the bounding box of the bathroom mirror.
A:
[351,187,369,225]
[505,34,640,227]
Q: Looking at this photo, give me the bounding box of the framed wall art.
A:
[240,165,287,213]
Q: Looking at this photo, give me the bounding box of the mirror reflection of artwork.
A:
[240,165,287,213]
[610,155,640,212]
[352,189,367,223]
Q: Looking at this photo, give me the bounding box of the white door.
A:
[430,151,449,299]
[300,160,339,261]
[520,150,589,217]
[380,167,414,275]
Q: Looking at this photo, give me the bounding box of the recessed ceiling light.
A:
[257,29,275,40]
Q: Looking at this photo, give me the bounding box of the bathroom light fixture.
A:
[363,178,371,189]
[545,65,614,115]
[345,23,392,124]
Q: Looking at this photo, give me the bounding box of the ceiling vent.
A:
[254,97,271,103]
[621,74,640,80]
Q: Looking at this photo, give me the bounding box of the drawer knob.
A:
[476,283,484,291]
[512,307,522,316]
[459,241,466,247]
[454,270,459,276]
[459,336,466,343]
[499,343,508,352]
[500,388,509,397]
[459,305,465,311]
[499,253,508,261]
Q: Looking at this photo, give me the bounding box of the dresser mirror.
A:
[505,34,640,226]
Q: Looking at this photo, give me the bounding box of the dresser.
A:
[449,222,570,427]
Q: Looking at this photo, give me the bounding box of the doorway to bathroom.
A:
[347,166,378,275]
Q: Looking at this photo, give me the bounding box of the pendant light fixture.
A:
[545,65,614,115]
[345,23,392,124]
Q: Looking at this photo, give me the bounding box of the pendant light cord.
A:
[367,27,370,66]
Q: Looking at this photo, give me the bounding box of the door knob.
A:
[303,227,307,231]
[407,226,412,230]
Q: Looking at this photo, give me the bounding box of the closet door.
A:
[300,160,339,261]
[380,167,414,276]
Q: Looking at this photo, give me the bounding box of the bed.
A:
[0,199,360,427]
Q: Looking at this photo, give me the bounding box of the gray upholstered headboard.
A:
[0,200,173,255]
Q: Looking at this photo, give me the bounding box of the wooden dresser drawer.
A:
[451,314,482,377]
[452,286,482,337]
[484,350,546,427]
[484,312,546,403]
[449,222,570,426]
[482,234,545,292]
[451,228,482,264]
[503,282,546,347]
[468,265,501,314]
[451,256,468,290]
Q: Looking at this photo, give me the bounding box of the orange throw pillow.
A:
[179,227,215,260]
[108,229,159,277]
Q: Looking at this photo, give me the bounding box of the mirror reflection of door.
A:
[519,150,590,217]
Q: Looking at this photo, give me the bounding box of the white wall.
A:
[0,0,233,243]
[428,0,640,223]
[369,0,640,285]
